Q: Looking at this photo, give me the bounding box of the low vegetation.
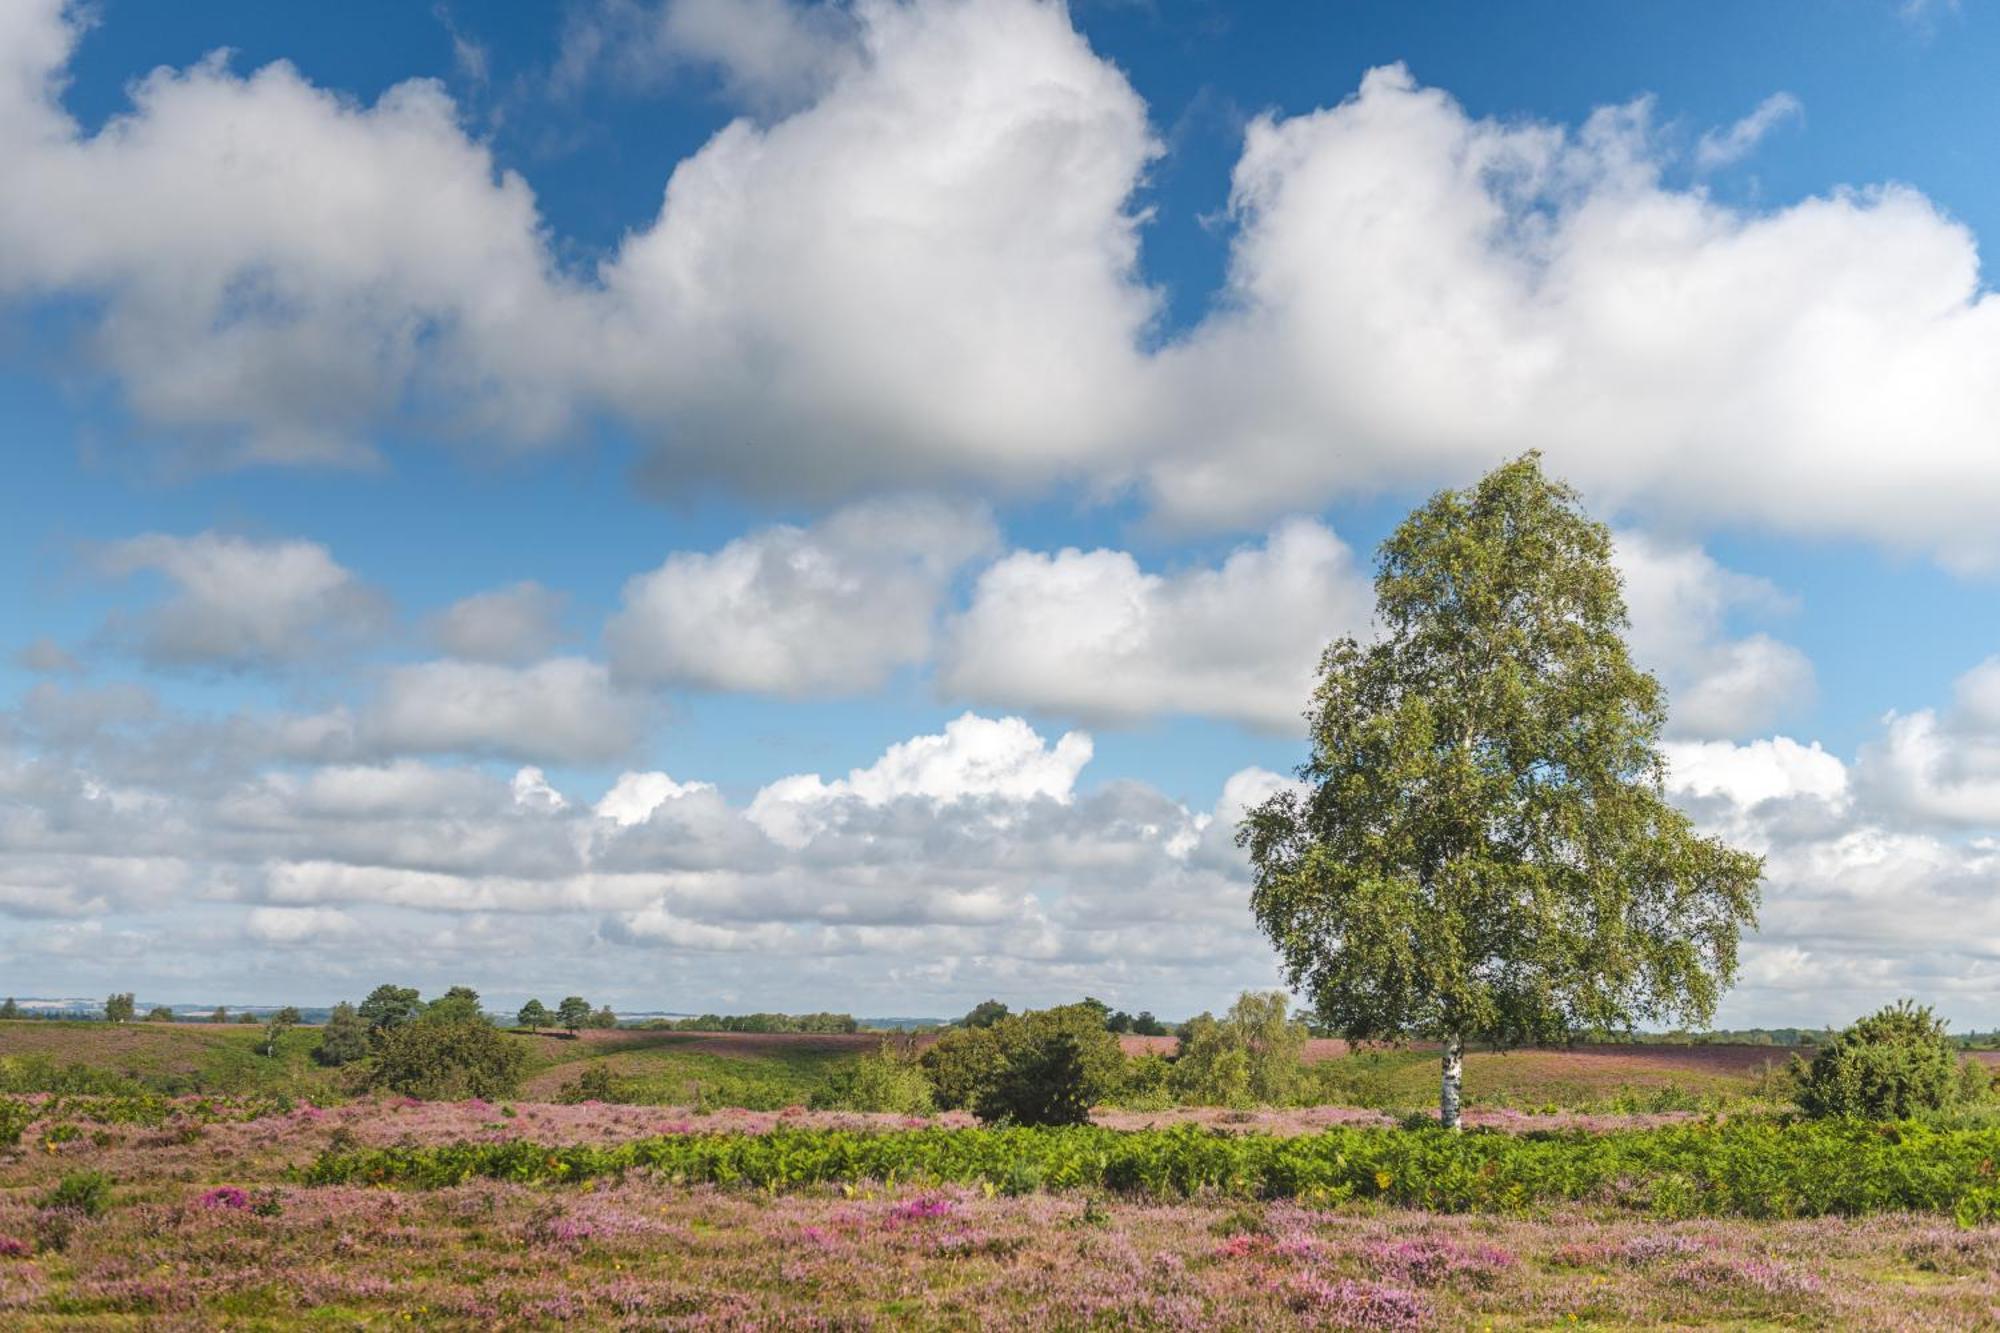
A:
[302,1117,2000,1224]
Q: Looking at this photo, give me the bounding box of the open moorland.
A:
[6,1018,2000,1328]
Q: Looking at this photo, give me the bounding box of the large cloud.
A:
[13,3,2000,563]
[607,497,996,694]
[940,519,1372,731]
[1151,66,2000,566]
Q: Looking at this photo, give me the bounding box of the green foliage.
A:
[1130,1012,1168,1037]
[923,1007,1124,1124]
[556,1064,616,1104]
[40,1169,114,1217]
[959,1000,1010,1029]
[809,1041,935,1115]
[516,999,551,1032]
[589,1005,619,1029]
[1170,992,1310,1108]
[921,1026,1004,1110]
[301,1117,2000,1223]
[103,993,135,1024]
[0,1097,33,1145]
[358,984,422,1033]
[425,986,485,1026]
[368,1021,525,1100]
[971,1005,1124,1126]
[556,996,592,1033]
[262,1006,301,1056]
[209,1006,227,1024]
[0,997,18,1020]
[1240,454,1763,1121]
[1794,1000,1981,1120]
[144,1006,174,1023]
[314,1002,370,1068]
[1114,1053,1174,1111]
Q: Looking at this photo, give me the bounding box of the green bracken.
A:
[303,1117,2000,1224]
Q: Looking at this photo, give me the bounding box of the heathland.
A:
[5,1013,2000,1328]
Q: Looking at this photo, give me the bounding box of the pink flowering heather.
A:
[195,1187,250,1212]
[1362,1235,1517,1288]
[1282,1274,1432,1331]
[888,1195,956,1222]
[0,1236,30,1259]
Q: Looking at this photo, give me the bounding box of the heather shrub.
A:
[1793,1000,1972,1119]
[369,1020,525,1100]
[808,1042,934,1115]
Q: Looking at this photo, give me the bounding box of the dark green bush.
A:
[1794,1000,1976,1119]
[313,1002,370,1067]
[921,1005,1121,1125]
[368,1020,525,1100]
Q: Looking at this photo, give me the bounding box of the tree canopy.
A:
[1239,454,1762,1126]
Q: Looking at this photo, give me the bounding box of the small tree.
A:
[1171,991,1310,1108]
[1241,455,1763,1129]
[1106,1010,1134,1034]
[1131,1012,1167,1037]
[262,1006,301,1057]
[103,993,135,1024]
[589,1005,619,1029]
[517,999,551,1033]
[0,997,20,1020]
[556,996,591,1034]
[426,986,485,1026]
[959,1000,1010,1029]
[209,1006,228,1024]
[145,1006,174,1023]
[358,984,422,1034]
[314,1001,370,1067]
[1794,1000,1983,1119]
[236,1010,258,1024]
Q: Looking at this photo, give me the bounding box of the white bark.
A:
[1440,1034,1464,1131]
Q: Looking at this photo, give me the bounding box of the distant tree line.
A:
[645,1012,858,1035]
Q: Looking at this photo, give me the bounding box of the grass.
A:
[0,1021,342,1100]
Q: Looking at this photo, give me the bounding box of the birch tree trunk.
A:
[1440,1034,1464,1131]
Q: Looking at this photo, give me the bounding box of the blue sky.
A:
[2,0,1998,1025]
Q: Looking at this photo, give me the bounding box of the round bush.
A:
[1794,1000,1968,1119]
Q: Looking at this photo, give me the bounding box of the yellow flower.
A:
[1373,1170,1393,1192]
